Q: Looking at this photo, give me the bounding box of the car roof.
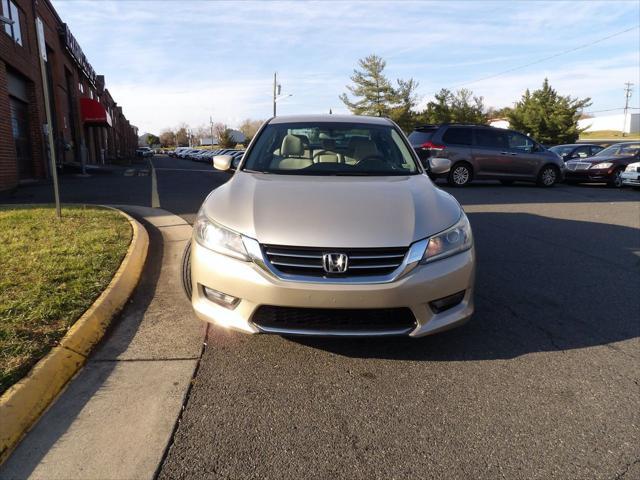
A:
[552,144,598,147]
[268,114,393,126]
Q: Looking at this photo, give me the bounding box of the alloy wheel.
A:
[541,167,556,186]
[452,166,470,185]
[613,169,623,188]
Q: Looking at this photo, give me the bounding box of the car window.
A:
[408,129,436,146]
[243,121,419,176]
[442,127,473,146]
[590,146,604,156]
[474,129,508,149]
[507,132,535,153]
[596,143,640,157]
[550,145,574,157]
[573,146,590,158]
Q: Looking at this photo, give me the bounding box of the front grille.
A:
[566,162,590,171]
[252,306,416,333]
[263,245,408,278]
[636,166,640,173]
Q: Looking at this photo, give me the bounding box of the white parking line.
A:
[149,159,160,208]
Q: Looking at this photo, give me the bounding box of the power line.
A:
[445,25,640,91]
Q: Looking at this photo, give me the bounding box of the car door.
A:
[504,131,540,177]
[471,128,510,177]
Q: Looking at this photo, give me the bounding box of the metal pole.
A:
[273,72,277,117]
[622,82,633,137]
[36,17,61,219]
[210,116,214,148]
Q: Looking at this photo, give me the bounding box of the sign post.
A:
[36,17,61,219]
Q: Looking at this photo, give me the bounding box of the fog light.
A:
[203,286,240,309]
[429,290,465,314]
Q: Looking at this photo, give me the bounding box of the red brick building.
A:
[0,0,137,193]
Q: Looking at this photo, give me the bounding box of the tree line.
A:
[156,119,264,149]
[340,54,591,144]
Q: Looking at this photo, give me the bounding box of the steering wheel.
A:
[355,154,386,167]
[312,150,340,162]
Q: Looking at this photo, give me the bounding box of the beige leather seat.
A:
[345,137,379,165]
[273,134,313,170]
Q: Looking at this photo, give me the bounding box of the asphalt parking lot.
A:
[4,156,639,479]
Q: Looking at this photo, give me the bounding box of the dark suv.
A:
[408,124,564,187]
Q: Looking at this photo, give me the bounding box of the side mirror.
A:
[213,155,233,171]
[429,157,451,175]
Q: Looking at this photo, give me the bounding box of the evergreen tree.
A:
[339,55,398,117]
[507,78,590,144]
[389,78,420,133]
[418,88,487,125]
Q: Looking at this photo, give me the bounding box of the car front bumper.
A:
[621,171,640,186]
[564,168,614,182]
[190,239,475,337]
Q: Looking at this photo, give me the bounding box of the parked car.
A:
[407,124,564,187]
[549,144,604,161]
[564,142,640,187]
[621,161,640,188]
[178,149,198,159]
[135,147,154,158]
[183,114,475,337]
[169,147,188,157]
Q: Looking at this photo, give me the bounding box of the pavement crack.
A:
[60,344,88,359]
[614,456,640,479]
[91,357,200,363]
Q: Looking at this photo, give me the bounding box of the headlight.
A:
[590,162,612,170]
[193,213,249,261]
[421,212,473,264]
[625,164,638,172]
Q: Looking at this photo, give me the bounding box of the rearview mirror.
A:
[213,155,233,171]
[429,157,451,175]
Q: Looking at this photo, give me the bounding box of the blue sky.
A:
[52,0,640,134]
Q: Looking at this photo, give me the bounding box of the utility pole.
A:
[273,72,278,117]
[210,116,214,148]
[622,82,633,137]
[36,17,61,219]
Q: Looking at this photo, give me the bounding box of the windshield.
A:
[242,122,419,175]
[596,143,640,157]
[549,145,574,156]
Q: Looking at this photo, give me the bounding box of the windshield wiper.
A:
[243,169,270,174]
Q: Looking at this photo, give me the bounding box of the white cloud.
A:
[52,0,640,132]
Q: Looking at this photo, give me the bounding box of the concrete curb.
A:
[0,207,149,464]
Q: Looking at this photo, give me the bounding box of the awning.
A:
[80,97,112,127]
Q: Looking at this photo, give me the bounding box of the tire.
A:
[608,168,624,188]
[500,180,514,186]
[537,165,558,187]
[181,240,193,300]
[447,163,472,187]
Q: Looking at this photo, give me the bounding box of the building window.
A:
[1,0,22,45]
[79,82,84,94]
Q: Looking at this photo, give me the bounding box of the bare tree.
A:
[238,119,264,144]
[159,129,176,147]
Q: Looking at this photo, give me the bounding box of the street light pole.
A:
[210,116,214,148]
[622,82,633,137]
[273,72,277,117]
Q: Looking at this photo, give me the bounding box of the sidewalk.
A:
[0,206,204,480]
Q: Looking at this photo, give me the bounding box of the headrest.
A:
[349,137,379,159]
[281,134,304,157]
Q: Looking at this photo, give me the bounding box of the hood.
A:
[202,172,461,248]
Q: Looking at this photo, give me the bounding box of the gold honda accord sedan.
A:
[182,115,475,337]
